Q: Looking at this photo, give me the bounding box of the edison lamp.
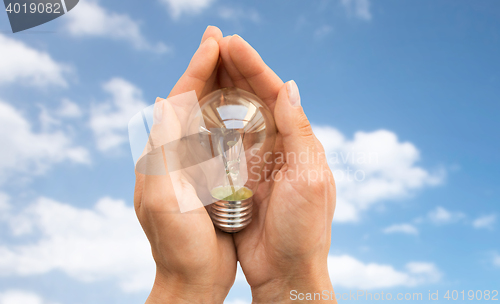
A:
[187,87,276,233]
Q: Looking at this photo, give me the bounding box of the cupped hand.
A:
[217,34,337,303]
[134,26,238,304]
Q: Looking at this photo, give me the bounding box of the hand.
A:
[217,35,337,303]
[134,26,237,304]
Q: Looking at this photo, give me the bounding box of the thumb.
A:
[274,80,317,171]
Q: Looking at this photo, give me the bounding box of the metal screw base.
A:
[210,197,253,233]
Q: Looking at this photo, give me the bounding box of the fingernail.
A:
[153,98,163,124]
[204,37,216,44]
[286,80,301,107]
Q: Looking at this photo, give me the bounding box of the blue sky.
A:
[0,0,499,303]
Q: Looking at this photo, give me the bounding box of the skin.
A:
[134,26,337,304]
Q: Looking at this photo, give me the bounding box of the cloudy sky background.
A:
[0,0,499,303]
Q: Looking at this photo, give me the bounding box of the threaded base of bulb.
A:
[210,198,253,233]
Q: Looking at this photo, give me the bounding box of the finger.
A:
[274,80,317,171]
[219,36,253,92]
[134,170,145,213]
[168,37,220,99]
[228,35,284,110]
[200,25,223,44]
[198,26,223,95]
[134,96,165,212]
[217,56,234,88]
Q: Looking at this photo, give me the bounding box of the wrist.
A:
[146,270,229,304]
[250,261,337,304]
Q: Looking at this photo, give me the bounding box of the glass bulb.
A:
[187,87,276,233]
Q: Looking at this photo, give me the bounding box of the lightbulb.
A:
[187,87,276,233]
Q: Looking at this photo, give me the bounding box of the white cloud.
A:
[56,99,82,118]
[38,106,61,131]
[224,300,250,304]
[494,253,500,267]
[472,215,496,230]
[0,193,10,214]
[0,290,56,304]
[314,25,333,39]
[0,34,69,87]
[340,0,372,21]
[328,255,441,289]
[218,6,260,24]
[0,196,445,294]
[0,197,155,292]
[383,223,419,235]
[427,206,465,225]
[66,0,168,53]
[159,0,213,18]
[90,78,148,151]
[0,100,89,182]
[313,126,444,222]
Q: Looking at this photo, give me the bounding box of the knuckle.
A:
[296,115,314,139]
